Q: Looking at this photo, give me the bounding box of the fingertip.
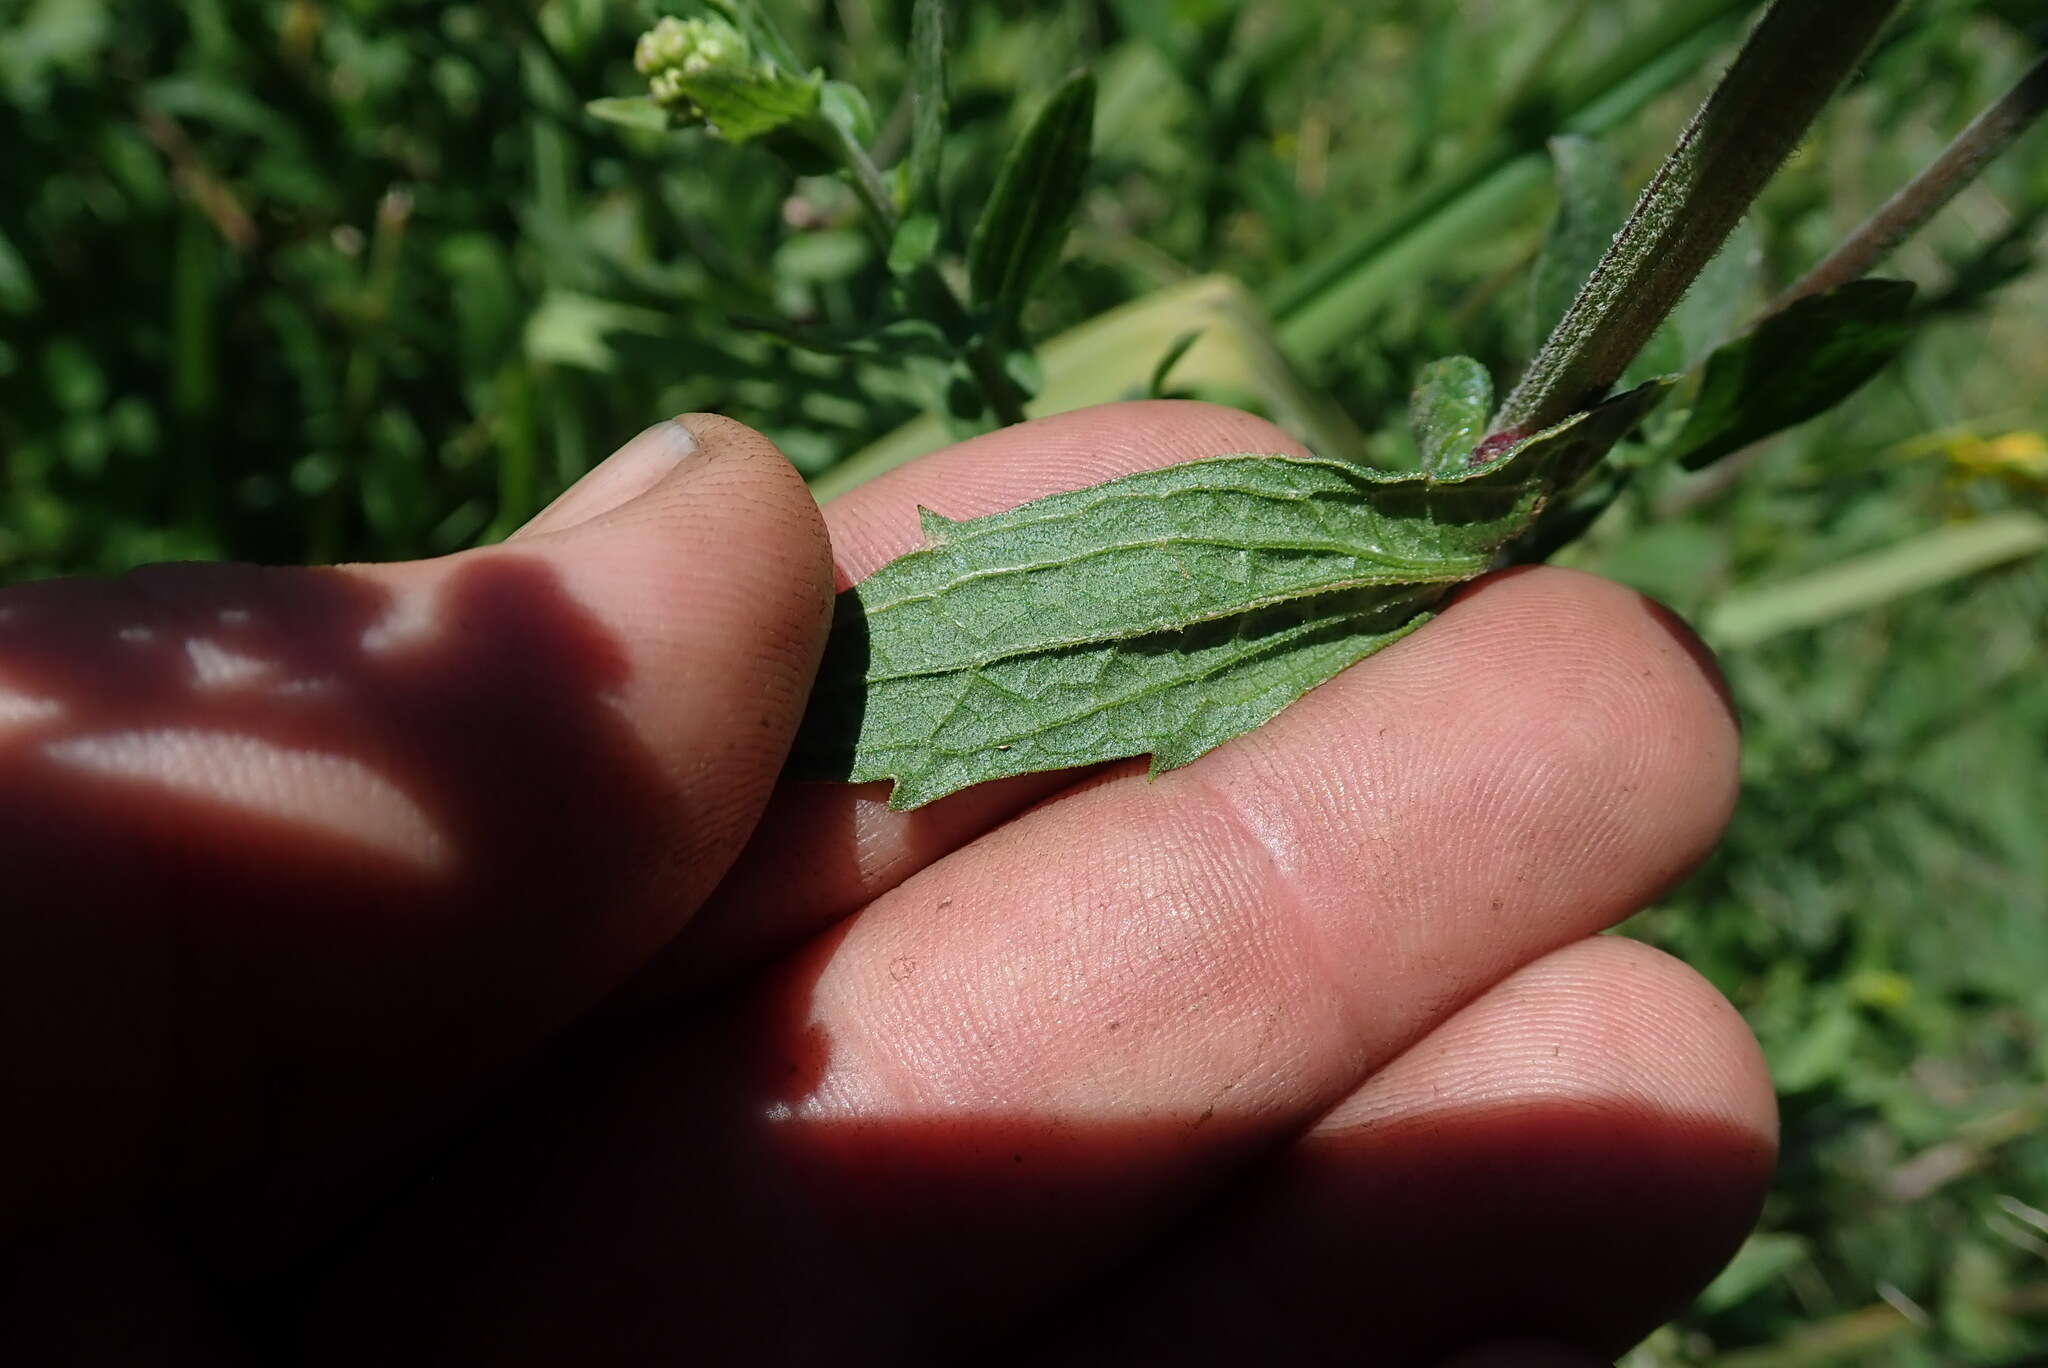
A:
[511,419,700,540]
[1369,565,1741,911]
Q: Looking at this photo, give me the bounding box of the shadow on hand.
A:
[293,937,1768,1368]
[0,555,680,1239]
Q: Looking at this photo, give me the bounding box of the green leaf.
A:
[524,290,670,371]
[818,456,1537,681]
[790,381,1666,809]
[585,96,673,133]
[818,79,875,147]
[1697,1234,1814,1315]
[1147,328,1204,398]
[673,65,823,144]
[0,226,38,314]
[1526,135,1629,356]
[1530,373,1675,492]
[737,314,952,360]
[999,344,1044,403]
[1409,356,1494,475]
[904,0,949,221]
[802,585,1442,811]
[888,212,942,277]
[1671,279,1917,471]
[967,70,1097,320]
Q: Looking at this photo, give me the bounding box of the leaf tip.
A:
[916,505,956,545]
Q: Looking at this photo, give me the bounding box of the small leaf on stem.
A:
[1410,356,1494,476]
[967,70,1097,322]
[585,96,674,132]
[1671,278,1916,472]
[887,213,942,276]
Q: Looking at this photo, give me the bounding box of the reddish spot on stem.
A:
[1468,428,1531,467]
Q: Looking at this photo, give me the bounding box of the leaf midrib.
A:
[856,591,1439,764]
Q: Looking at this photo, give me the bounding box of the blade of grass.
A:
[1705,512,2048,648]
[1269,0,1763,364]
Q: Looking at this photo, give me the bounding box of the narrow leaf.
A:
[1527,135,1629,355]
[967,70,1097,319]
[585,96,673,132]
[816,456,1518,686]
[737,314,952,360]
[1410,356,1494,475]
[1148,329,1205,398]
[1704,512,2048,648]
[1672,278,1916,471]
[790,380,1667,809]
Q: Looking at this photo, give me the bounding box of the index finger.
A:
[626,400,1319,1000]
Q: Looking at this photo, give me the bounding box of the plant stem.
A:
[1495,0,1904,434]
[824,109,1030,427]
[824,114,903,244]
[1771,51,2048,311]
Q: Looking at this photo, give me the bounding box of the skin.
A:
[0,403,1774,1365]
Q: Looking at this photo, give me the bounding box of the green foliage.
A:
[804,579,1440,811]
[794,383,1666,807]
[966,69,1097,325]
[1672,278,1919,471]
[1409,355,1495,475]
[7,3,2048,1361]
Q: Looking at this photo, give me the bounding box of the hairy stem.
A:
[1771,52,2048,311]
[1496,0,1903,434]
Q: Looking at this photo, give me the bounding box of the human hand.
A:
[0,404,1772,1365]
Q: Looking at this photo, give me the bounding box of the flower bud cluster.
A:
[634,16,757,112]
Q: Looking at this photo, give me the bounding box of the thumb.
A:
[0,414,832,1233]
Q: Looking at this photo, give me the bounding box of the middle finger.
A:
[323,565,1737,1363]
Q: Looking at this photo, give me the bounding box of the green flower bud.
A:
[627,11,824,147]
[635,16,757,108]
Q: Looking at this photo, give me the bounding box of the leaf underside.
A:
[790,381,1669,809]
[1410,356,1495,475]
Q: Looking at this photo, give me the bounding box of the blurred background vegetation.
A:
[3,0,2046,1362]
